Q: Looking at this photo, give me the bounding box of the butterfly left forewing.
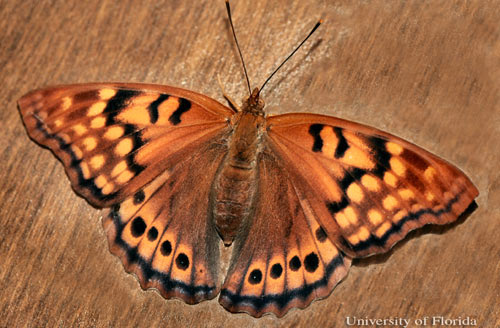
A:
[18,83,235,304]
[266,113,478,258]
[219,149,351,317]
[18,83,234,208]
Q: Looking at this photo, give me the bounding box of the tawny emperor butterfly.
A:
[17,1,478,318]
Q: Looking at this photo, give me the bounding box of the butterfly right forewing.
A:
[266,113,478,258]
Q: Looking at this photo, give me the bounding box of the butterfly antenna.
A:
[225,0,252,96]
[258,19,322,96]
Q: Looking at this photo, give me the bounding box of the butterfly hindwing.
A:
[266,113,478,257]
[18,83,234,208]
[103,136,229,303]
[219,149,352,317]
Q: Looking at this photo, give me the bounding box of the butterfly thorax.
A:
[212,90,266,246]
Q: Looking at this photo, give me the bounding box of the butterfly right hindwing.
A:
[219,147,351,317]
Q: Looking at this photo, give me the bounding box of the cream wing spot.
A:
[361,174,380,191]
[367,209,383,226]
[424,166,437,181]
[319,126,338,158]
[99,88,117,100]
[357,226,370,242]
[116,169,134,184]
[383,195,399,211]
[393,210,408,223]
[91,116,106,129]
[340,147,374,169]
[398,189,414,200]
[115,138,133,156]
[111,160,128,177]
[347,233,360,245]
[376,222,391,237]
[90,154,105,170]
[335,212,350,229]
[157,97,181,125]
[386,142,403,155]
[344,206,358,225]
[411,204,424,213]
[87,101,107,116]
[83,137,97,151]
[104,126,124,140]
[102,183,115,195]
[384,172,398,187]
[72,124,87,136]
[348,227,370,244]
[80,162,91,179]
[61,96,72,111]
[346,182,364,203]
[95,175,108,188]
[390,158,406,176]
[117,103,151,125]
[71,145,83,160]
[54,119,63,127]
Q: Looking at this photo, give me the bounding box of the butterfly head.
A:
[242,87,265,116]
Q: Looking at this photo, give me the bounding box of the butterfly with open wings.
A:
[17,1,478,318]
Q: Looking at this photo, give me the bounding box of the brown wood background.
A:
[1,1,499,327]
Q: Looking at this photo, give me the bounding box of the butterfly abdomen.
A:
[212,112,265,246]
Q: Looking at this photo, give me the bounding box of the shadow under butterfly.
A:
[17,0,478,318]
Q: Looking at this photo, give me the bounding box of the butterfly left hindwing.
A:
[103,134,227,303]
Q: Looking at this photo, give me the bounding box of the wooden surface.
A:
[1,0,499,327]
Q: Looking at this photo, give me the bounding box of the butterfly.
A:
[17,3,478,319]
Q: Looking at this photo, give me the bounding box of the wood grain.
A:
[1,0,498,327]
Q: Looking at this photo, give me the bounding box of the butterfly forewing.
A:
[266,113,478,257]
[18,83,234,208]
